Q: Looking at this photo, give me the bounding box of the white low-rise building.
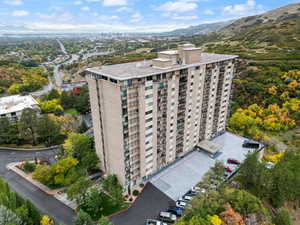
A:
[0,95,40,121]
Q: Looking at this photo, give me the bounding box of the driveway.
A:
[110,183,175,225]
[0,149,75,225]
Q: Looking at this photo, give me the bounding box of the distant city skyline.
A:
[0,0,298,33]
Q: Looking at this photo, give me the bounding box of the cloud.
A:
[103,0,127,7]
[91,13,119,20]
[223,0,263,16]
[171,14,198,20]
[85,0,101,2]
[37,12,73,22]
[81,6,90,11]
[74,1,83,5]
[116,6,132,12]
[130,12,142,23]
[156,0,198,13]
[11,10,28,16]
[4,0,23,6]
[203,9,214,15]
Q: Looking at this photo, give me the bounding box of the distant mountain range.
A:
[164,20,234,36]
[166,3,300,37]
[219,3,300,38]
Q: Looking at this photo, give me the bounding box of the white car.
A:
[159,211,177,222]
[182,195,193,201]
[191,186,206,194]
[176,200,187,208]
[191,186,201,192]
[146,219,168,225]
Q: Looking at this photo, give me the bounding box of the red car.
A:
[227,158,241,165]
[223,166,233,173]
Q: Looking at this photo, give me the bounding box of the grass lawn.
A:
[65,108,80,115]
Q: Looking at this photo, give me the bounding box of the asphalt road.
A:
[0,149,75,225]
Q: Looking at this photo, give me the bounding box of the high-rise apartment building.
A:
[86,44,238,188]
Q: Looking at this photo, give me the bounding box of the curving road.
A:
[0,149,75,225]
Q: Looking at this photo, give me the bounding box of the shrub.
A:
[139,183,145,188]
[132,190,139,196]
[22,161,36,173]
[273,208,292,225]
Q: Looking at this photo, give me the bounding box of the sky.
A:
[0,0,298,33]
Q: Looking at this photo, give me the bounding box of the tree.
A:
[207,215,222,225]
[37,115,62,146]
[0,117,10,144]
[63,133,98,172]
[0,205,23,225]
[269,149,300,207]
[74,210,93,225]
[273,208,292,225]
[98,216,112,225]
[32,157,79,188]
[225,189,263,217]
[66,177,92,202]
[39,99,64,114]
[19,108,39,145]
[237,152,270,199]
[46,89,60,100]
[40,215,54,225]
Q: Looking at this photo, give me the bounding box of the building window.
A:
[145,86,153,90]
[145,94,153,99]
[146,125,153,130]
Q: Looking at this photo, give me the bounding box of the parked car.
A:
[223,166,233,173]
[168,207,183,216]
[227,158,241,165]
[146,219,168,225]
[191,186,201,192]
[159,211,177,223]
[186,190,197,196]
[182,195,193,201]
[176,200,187,208]
[242,140,259,149]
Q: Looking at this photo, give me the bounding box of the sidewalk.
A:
[7,162,77,210]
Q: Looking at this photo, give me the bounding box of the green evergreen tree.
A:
[75,210,93,225]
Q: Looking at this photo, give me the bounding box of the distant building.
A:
[86,43,238,188]
[60,81,87,92]
[0,95,39,121]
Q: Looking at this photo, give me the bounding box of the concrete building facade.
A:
[86,44,238,188]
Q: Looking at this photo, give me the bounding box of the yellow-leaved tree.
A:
[40,215,54,225]
[208,215,222,225]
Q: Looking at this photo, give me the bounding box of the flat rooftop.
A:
[0,95,39,115]
[86,53,238,81]
[149,131,263,201]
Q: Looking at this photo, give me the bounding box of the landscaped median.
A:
[7,160,136,224]
[6,161,77,210]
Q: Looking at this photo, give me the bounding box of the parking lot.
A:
[150,131,262,201]
[110,131,263,225]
